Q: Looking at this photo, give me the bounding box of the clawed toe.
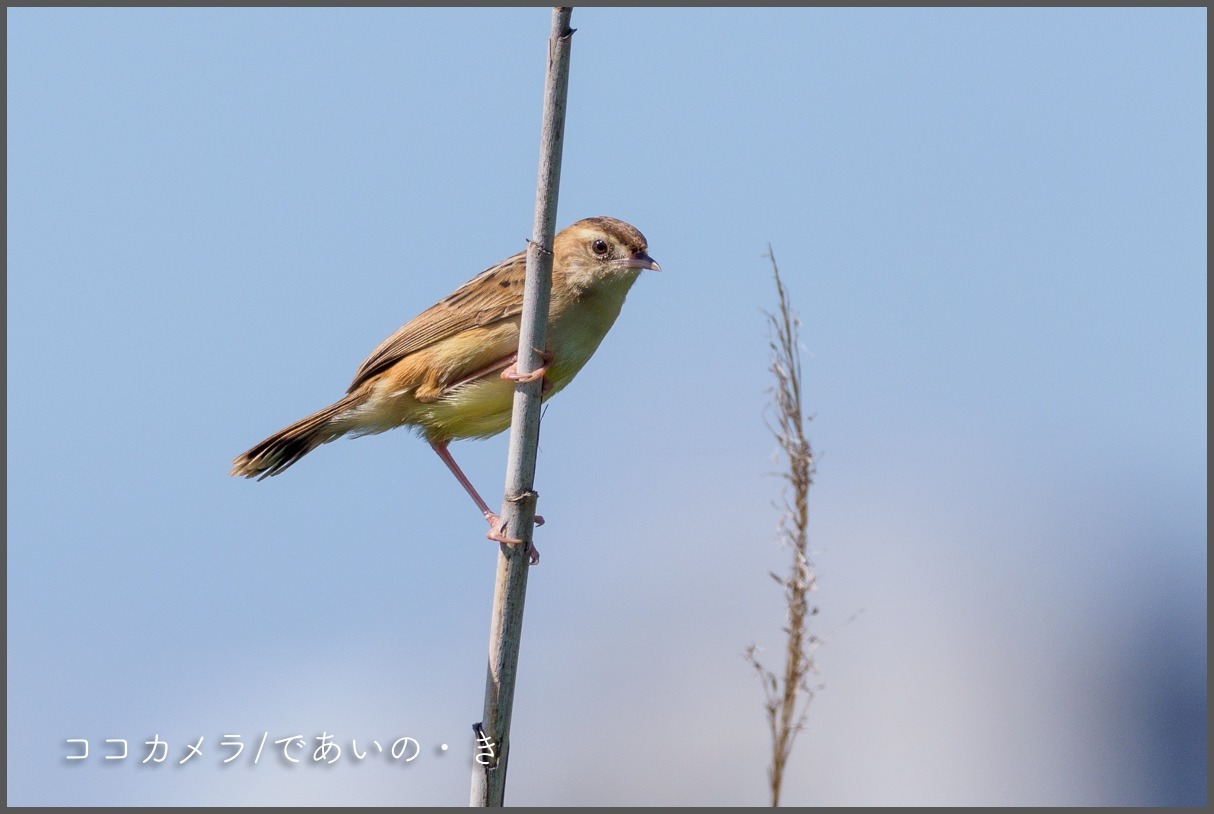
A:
[501,349,554,385]
[485,514,541,565]
[501,364,549,384]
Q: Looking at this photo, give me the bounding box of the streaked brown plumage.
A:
[231,216,659,559]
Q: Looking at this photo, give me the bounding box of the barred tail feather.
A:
[230,394,364,480]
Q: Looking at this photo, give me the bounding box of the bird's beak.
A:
[626,250,661,272]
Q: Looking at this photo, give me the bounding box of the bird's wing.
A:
[348,250,528,392]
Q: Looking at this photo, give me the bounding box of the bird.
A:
[230,216,659,564]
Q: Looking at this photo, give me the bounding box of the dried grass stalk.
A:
[745,246,818,807]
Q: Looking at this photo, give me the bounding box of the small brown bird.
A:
[231,216,659,561]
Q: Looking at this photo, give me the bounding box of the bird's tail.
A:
[230,393,365,480]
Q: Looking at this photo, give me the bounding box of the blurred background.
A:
[6,7,1205,806]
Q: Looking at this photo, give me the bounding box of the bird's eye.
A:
[591,238,609,257]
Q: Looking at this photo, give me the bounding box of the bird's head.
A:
[554,217,660,293]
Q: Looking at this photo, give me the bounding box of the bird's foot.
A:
[485,512,542,565]
[501,349,554,384]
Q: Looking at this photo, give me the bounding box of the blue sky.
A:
[6,7,1206,806]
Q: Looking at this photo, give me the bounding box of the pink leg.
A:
[450,356,514,390]
[429,440,541,565]
[446,350,553,391]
